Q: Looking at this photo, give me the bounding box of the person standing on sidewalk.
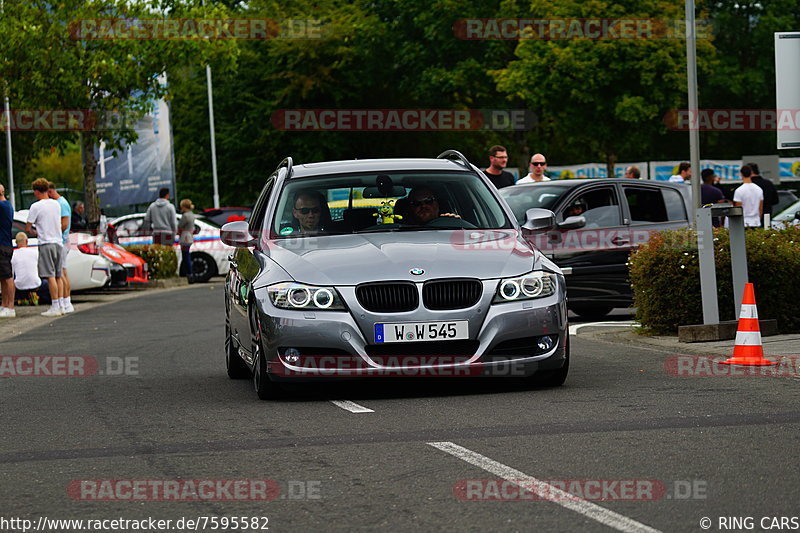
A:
[669,162,691,183]
[517,153,551,183]
[47,182,74,313]
[25,178,64,317]
[482,145,515,189]
[177,199,196,283]
[733,164,763,228]
[0,183,15,318]
[747,162,779,225]
[143,188,178,247]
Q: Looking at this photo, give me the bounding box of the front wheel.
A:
[251,317,283,400]
[226,321,250,379]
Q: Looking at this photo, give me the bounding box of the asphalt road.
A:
[1,284,798,533]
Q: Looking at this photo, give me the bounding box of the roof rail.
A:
[437,150,471,168]
[278,157,294,179]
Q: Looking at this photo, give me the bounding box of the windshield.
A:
[499,185,569,224]
[272,171,512,237]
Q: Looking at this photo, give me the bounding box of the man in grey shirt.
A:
[143,188,178,246]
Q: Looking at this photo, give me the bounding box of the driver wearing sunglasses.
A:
[404,187,460,225]
[292,191,325,234]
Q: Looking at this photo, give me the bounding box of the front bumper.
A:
[255,285,567,379]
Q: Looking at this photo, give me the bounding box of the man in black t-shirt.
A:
[747,162,779,222]
[483,145,515,189]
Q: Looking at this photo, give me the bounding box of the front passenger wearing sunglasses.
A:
[292,190,326,234]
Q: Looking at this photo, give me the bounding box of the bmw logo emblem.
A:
[410,268,425,275]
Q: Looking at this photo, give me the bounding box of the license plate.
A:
[374,321,469,343]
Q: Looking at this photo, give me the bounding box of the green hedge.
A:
[123,245,178,280]
[629,226,800,334]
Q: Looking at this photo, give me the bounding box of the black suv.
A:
[500,179,692,318]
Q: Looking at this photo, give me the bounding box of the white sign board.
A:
[775,32,800,149]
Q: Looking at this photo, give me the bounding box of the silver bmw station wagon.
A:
[222,151,568,399]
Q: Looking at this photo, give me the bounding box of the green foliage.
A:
[630,227,800,334]
[124,245,178,279]
[28,144,83,191]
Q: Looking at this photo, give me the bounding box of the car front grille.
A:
[356,282,418,313]
[422,279,482,310]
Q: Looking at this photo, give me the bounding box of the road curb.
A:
[580,328,800,357]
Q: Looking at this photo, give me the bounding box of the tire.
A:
[568,304,613,320]
[526,335,569,388]
[190,252,217,283]
[225,320,250,379]
[251,314,283,400]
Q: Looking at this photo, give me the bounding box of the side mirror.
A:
[221,221,256,247]
[522,208,556,231]
[557,215,586,230]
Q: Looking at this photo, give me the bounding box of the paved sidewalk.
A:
[0,279,222,341]
[577,325,800,357]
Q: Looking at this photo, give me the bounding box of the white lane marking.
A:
[428,441,662,533]
[329,400,374,413]
[569,321,639,336]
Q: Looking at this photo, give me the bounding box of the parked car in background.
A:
[771,199,800,228]
[98,242,149,285]
[775,190,799,216]
[202,207,252,226]
[222,152,569,400]
[500,179,692,319]
[11,211,111,291]
[108,213,231,282]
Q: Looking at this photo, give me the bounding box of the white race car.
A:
[11,211,111,291]
[108,213,232,282]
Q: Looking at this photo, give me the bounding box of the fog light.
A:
[284,348,301,364]
[537,336,554,352]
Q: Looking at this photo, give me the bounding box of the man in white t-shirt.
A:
[11,232,41,291]
[25,178,64,317]
[669,162,691,183]
[517,153,552,183]
[733,164,763,228]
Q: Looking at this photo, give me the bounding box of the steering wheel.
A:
[426,216,477,229]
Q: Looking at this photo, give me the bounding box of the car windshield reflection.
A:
[272,172,511,238]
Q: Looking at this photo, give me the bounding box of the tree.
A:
[1,0,237,223]
[492,0,716,173]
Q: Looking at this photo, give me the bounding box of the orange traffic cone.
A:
[720,283,776,366]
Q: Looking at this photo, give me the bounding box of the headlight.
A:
[493,271,556,303]
[268,282,346,310]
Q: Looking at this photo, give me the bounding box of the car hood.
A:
[263,229,541,285]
